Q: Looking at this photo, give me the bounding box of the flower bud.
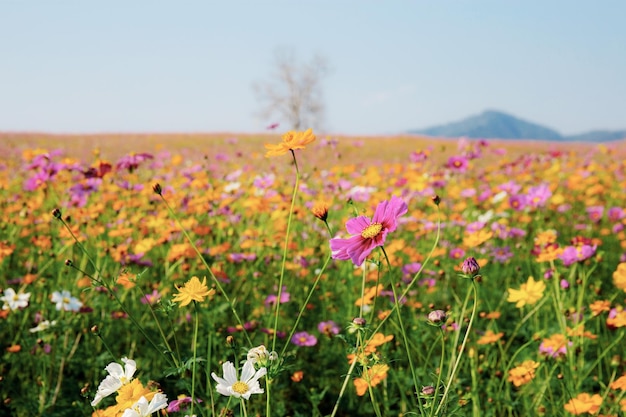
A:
[421,385,435,396]
[352,317,366,327]
[461,257,480,276]
[427,310,447,324]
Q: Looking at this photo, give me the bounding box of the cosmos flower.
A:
[116,152,154,173]
[507,360,539,387]
[121,393,168,417]
[477,330,504,345]
[558,245,597,267]
[446,155,469,173]
[29,319,57,333]
[612,263,626,292]
[264,129,316,157]
[330,195,408,266]
[172,276,216,307]
[1,288,31,311]
[539,334,571,358]
[91,357,137,406]
[318,320,340,337]
[291,331,318,347]
[507,276,546,308]
[563,392,602,415]
[211,360,266,400]
[354,364,389,396]
[50,290,83,312]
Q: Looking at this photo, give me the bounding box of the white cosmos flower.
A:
[50,290,83,312]
[120,393,168,417]
[29,319,57,333]
[211,360,266,400]
[1,288,31,311]
[91,357,137,406]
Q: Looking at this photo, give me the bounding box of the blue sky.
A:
[1,1,625,136]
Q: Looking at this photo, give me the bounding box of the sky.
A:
[1,1,625,136]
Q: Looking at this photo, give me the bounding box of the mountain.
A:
[409,110,626,142]
[564,130,626,142]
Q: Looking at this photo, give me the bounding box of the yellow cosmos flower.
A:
[563,392,602,415]
[264,129,316,157]
[613,262,626,292]
[507,276,546,308]
[172,276,215,307]
[507,360,539,387]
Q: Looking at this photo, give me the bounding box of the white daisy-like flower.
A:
[50,290,83,312]
[246,345,277,367]
[29,319,57,333]
[91,357,137,406]
[120,393,168,417]
[211,360,266,400]
[1,288,31,311]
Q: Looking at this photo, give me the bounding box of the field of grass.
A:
[1,130,625,417]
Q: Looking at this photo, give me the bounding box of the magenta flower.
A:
[317,320,340,337]
[526,184,552,209]
[291,331,318,347]
[558,244,597,267]
[116,152,153,173]
[329,196,408,266]
[446,155,469,173]
[586,205,604,223]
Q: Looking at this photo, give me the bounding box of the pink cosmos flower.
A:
[329,196,408,266]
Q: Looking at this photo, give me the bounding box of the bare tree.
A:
[253,48,330,131]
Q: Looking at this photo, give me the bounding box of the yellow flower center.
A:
[361,223,383,239]
[232,381,249,394]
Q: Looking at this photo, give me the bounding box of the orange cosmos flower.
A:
[477,330,504,345]
[354,364,389,396]
[610,374,626,390]
[311,200,329,222]
[589,300,611,316]
[264,128,316,157]
[563,392,602,415]
[507,360,539,387]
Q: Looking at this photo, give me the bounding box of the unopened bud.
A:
[52,208,62,219]
[461,257,480,276]
[432,195,441,206]
[152,183,162,195]
[427,310,447,324]
[352,317,366,327]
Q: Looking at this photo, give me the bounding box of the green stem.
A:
[271,149,300,355]
[330,331,362,417]
[381,247,424,414]
[280,253,332,360]
[429,329,445,417]
[435,279,478,416]
[190,302,200,417]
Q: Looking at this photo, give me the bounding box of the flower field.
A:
[1,131,626,417]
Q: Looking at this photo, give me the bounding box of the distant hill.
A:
[409,110,626,142]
